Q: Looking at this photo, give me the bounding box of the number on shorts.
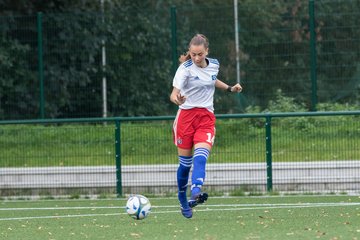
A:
[206,133,215,144]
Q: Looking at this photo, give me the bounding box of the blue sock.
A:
[191,148,210,198]
[177,156,192,208]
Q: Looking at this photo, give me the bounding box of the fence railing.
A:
[1,111,359,197]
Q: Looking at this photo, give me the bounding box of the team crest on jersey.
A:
[177,138,183,144]
[211,75,217,80]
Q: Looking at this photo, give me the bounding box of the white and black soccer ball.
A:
[126,194,151,220]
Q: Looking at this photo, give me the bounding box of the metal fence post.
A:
[265,115,273,192]
[37,12,45,119]
[170,6,178,75]
[309,0,318,111]
[115,120,122,197]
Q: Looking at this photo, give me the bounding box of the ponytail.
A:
[179,51,191,63]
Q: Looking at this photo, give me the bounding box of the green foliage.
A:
[41,11,105,118]
[315,2,360,103]
[246,89,359,133]
[317,102,359,111]
[0,37,37,119]
[229,187,246,196]
[245,89,311,130]
[1,1,174,118]
[0,0,359,119]
[266,89,307,112]
[105,7,173,117]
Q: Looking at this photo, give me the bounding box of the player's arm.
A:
[215,79,243,93]
[170,87,186,106]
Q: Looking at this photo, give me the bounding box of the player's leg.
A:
[189,111,215,208]
[177,154,192,206]
[177,148,193,218]
[189,143,210,208]
[173,109,196,218]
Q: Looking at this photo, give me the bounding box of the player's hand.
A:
[230,83,243,93]
[174,93,186,105]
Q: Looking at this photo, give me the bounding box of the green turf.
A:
[1,195,360,239]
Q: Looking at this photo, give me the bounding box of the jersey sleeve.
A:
[172,65,188,90]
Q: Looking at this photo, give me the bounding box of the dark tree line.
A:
[0,0,359,119]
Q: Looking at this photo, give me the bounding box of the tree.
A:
[0,37,37,119]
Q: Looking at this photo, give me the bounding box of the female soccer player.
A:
[170,34,242,218]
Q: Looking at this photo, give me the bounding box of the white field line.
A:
[0,206,121,211]
[3,194,359,203]
[0,202,360,211]
[0,202,359,221]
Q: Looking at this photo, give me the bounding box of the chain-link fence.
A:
[1,0,359,120]
[1,111,359,197]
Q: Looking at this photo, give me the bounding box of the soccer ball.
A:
[126,194,151,220]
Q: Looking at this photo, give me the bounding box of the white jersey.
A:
[172,58,219,112]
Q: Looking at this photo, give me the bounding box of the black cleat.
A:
[188,192,208,208]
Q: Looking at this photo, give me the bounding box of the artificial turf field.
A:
[1,195,360,240]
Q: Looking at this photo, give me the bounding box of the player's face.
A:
[189,44,208,68]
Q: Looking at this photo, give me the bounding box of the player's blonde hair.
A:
[179,34,209,63]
